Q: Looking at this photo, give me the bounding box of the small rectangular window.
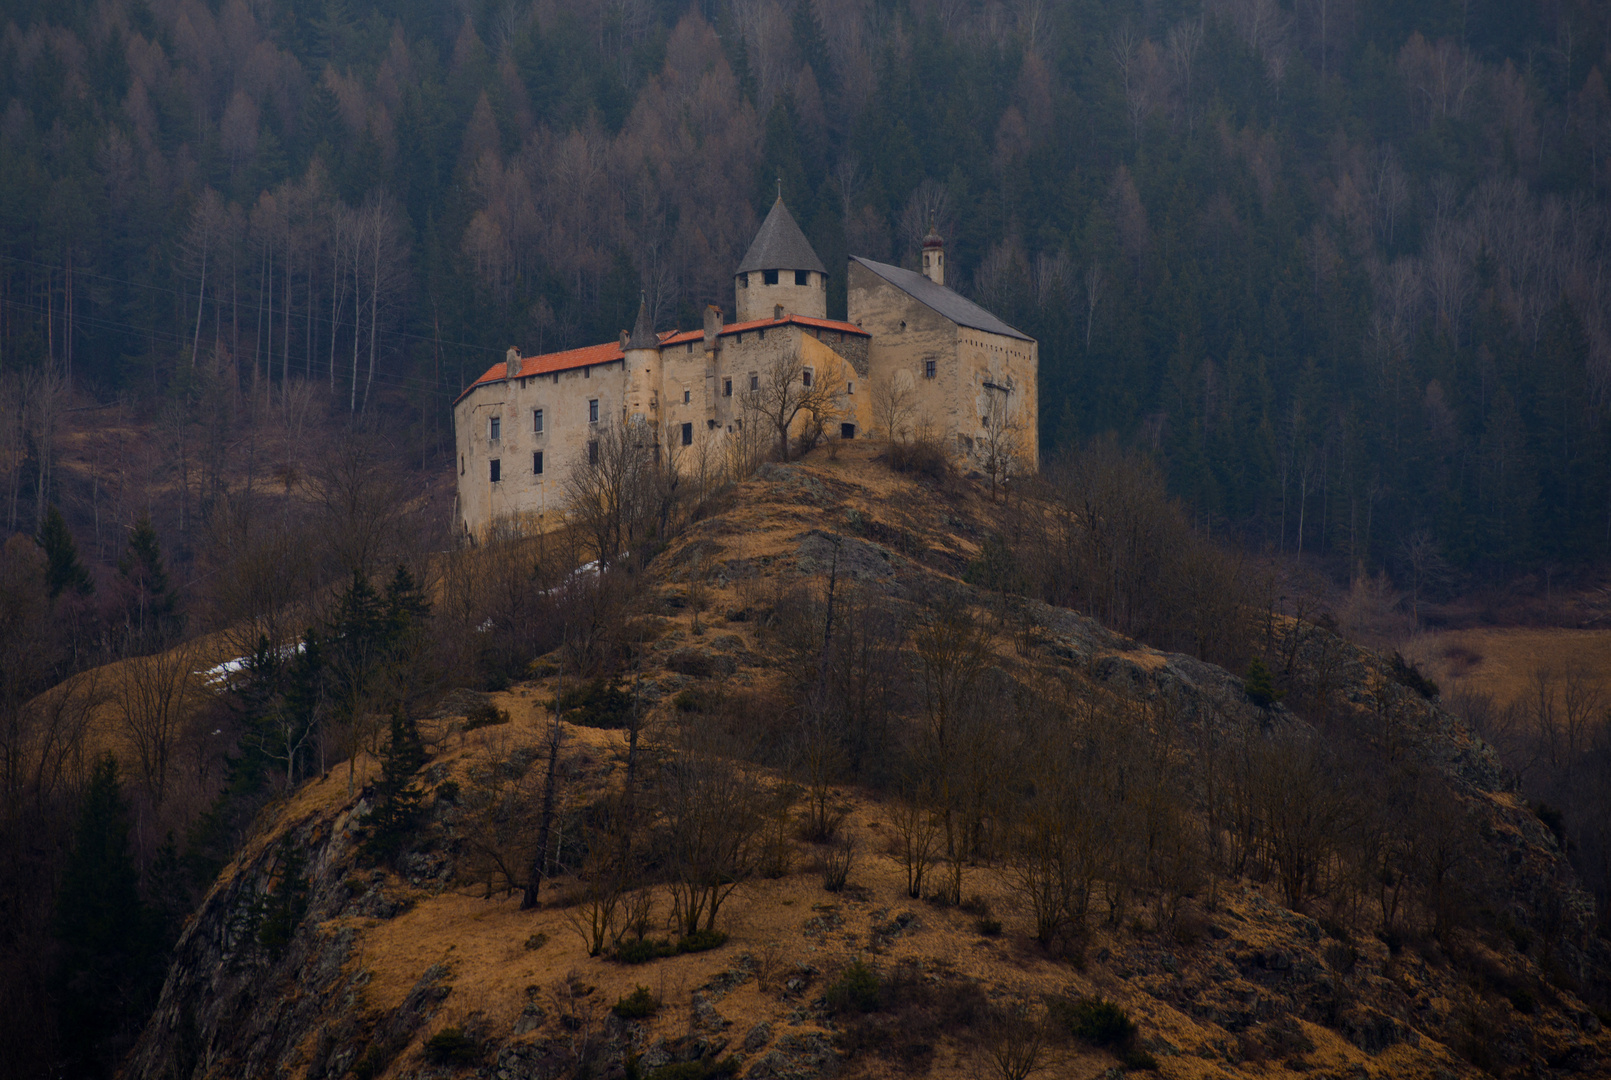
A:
[749,373,758,392]
[588,440,599,465]
[739,272,748,288]
[533,450,543,475]
[847,381,854,394]
[795,270,809,286]
[924,359,937,379]
[584,367,590,378]
[758,328,765,340]
[489,416,501,440]
[763,269,779,285]
[490,458,501,483]
[681,422,693,446]
[553,373,560,384]
[687,342,693,353]
[588,399,599,423]
[723,378,733,397]
[533,408,543,433]
[802,367,813,387]
[683,389,691,404]
[460,454,464,475]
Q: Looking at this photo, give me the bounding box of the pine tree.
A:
[53,754,158,1072]
[253,834,310,960]
[360,708,426,865]
[117,513,180,650]
[39,504,92,600]
[1244,657,1282,709]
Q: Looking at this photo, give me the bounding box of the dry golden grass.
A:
[1404,627,1611,706]
[125,444,1599,1080]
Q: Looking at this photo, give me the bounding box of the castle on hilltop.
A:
[453,198,1038,540]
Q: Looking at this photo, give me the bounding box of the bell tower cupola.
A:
[735,192,827,322]
[921,219,945,286]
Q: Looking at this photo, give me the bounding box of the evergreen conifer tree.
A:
[252,835,310,960]
[53,754,158,1072]
[117,513,180,649]
[360,708,426,865]
[39,504,93,600]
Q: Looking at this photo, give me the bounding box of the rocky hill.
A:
[123,445,1610,1080]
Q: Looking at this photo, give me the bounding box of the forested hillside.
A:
[3,0,1611,579]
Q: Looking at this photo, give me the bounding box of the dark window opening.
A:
[795,270,809,286]
[749,373,758,392]
[683,389,691,403]
[588,440,599,465]
[924,359,937,379]
[723,378,732,397]
[802,368,813,387]
[534,451,544,475]
[489,416,501,440]
[588,399,599,423]
[687,342,693,353]
[841,423,856,440]
[707,419,717,429]
[763,269,779,285]
[490,458,501,482]
[739,272,748,287]
[553,372,560,384]
[533,408,543,433]
[758,328,765,340]
[584,367,590,378]
[460,454,464,475]
[681,422,693,446]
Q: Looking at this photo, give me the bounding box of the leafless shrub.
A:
[818,828,857,892]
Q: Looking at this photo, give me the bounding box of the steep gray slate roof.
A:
[737,199,827,275]
[850,256,1033,341]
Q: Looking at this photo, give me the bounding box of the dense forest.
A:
[1,0,1610,581]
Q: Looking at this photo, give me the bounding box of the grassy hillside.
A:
[123,445,1611,1080]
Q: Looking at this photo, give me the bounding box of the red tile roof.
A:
[456,316,869,403]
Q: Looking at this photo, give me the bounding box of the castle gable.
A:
[849,256,1032,342]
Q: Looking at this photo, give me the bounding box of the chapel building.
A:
[453,198,1038,540]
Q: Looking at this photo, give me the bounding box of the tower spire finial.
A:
[777,177,783,201]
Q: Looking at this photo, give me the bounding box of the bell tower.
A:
[921,220,945,286]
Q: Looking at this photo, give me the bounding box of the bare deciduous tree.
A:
[661,728,764,935]
[563,418,681,569]
[741,351,849,462]
[117,640,204,807]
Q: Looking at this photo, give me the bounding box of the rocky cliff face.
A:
[124,449,1610,1080]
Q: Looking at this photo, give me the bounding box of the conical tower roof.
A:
[737,198,826,275]
[626,292,658,349]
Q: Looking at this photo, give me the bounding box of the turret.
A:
[623,294,661,424]
[921,220,945,286]
[735,196,827,322]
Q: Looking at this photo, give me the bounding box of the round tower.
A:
[622,294,661,426]
[734,196,827,322]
